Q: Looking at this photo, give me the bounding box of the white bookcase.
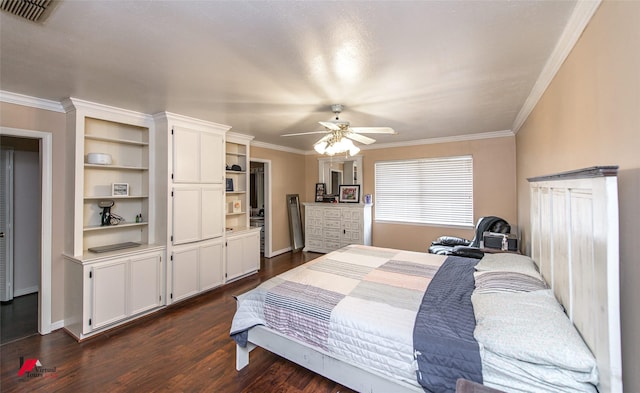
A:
[63,98,161,258]
[63,98,165,340]
[225,132,261,281]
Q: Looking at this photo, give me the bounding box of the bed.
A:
[230,166,622,393]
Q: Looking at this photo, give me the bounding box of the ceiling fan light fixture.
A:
[318,136,360,157]
[314,141,327,154]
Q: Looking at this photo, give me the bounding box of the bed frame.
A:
[236,166,622,393]
[528,166,622,393]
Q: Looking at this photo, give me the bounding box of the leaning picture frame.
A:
[338,184,360,203]
[226,178,234,192]
[112,183,129,196]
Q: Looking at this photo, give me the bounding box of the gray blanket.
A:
[413,256,482,393]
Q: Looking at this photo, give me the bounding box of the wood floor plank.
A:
[0,251,357,393]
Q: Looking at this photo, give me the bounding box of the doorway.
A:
[1,137,40,343]
[0,127,53,336]
[249,159,272,257]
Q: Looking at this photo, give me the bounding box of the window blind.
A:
[374,155,473,226]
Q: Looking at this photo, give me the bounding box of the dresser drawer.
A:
[324,209,342,220]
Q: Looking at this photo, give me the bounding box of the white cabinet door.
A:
[200,132,223,184]
[91,260,128,330]
[173,127,201,183]
[242,231,260,274]
[341,209,363,246]
[172,187,201,245]
[201,185,224,240]
[199,239,224,291]
[173,127,223,184]
[130,254,162,315]
[171,246,199,302]
[226,235,244,282]
[226,231,260,282]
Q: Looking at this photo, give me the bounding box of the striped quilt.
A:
[230,244,449,386]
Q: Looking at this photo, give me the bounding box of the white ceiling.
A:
[0,0,586,151]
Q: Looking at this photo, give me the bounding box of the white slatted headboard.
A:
[528,166,622,393]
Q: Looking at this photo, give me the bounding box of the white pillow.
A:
[472,289,598,378]
[473,271,548,294]
[474,253,541,278]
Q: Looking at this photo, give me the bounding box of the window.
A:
[374,155,473,226]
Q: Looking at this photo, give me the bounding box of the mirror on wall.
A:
[318,156,362,195]
[286,194,304,251]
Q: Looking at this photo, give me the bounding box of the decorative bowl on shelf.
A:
[87,153,112,165]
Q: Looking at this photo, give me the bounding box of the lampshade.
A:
[314,135,360,156]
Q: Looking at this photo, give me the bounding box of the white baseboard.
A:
[14,285,39,297]
[50,320,64,331]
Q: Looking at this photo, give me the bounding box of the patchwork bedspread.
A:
[230,244,478,390]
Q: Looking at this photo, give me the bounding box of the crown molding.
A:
[0,90,64,113]
[251,140,307,155]
[512,0,602,133]
[359,129,514,152]
[285,129,514,155]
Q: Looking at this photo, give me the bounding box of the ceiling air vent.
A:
[1,0,52,22]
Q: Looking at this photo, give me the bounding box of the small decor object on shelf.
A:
[233,200,242,213]
[364,194,372,205]
[315,183,326,202]
[226,178,234,192]
[112,183,129,196]
[338,184,360,203]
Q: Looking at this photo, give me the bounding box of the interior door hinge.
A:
[171,174,174,180]
[171,190,174,197]
[170,235,173,242]
[170,293,173,299]
[89,318,92,326]
[170,255,173,261]
[171,128,174,135]
[89,271,92,279]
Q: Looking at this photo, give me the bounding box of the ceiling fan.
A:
[282,104,397,156]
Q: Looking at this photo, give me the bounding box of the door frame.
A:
[249,158,272,257]
[0,127,52,334]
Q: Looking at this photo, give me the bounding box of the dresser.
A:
[303,203,372,253]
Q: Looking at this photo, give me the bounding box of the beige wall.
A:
[305,136,517,252]
[0,102,67,324]
[250,146,307,253]
[515,1,639,390]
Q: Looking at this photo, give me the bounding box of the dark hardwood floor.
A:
[1,292,39,345]
[0,251,357,393]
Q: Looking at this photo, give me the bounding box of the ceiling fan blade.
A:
[346,133,376,145]
[350,127,397,134]
[281,131,329,137]
[315,133,333,144]
[318,121,342,131]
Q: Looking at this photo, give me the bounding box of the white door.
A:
[199,239,224,291]
[91,260,128,330]
[172,127,201,183]
[226,236,244,281]
[130,253,162,315]
[0,148,14,302]
[172,187,201,245]
[200,132,223,184]
[171,246,199,302]
[242,232,260,275]
[201,185,223,240]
